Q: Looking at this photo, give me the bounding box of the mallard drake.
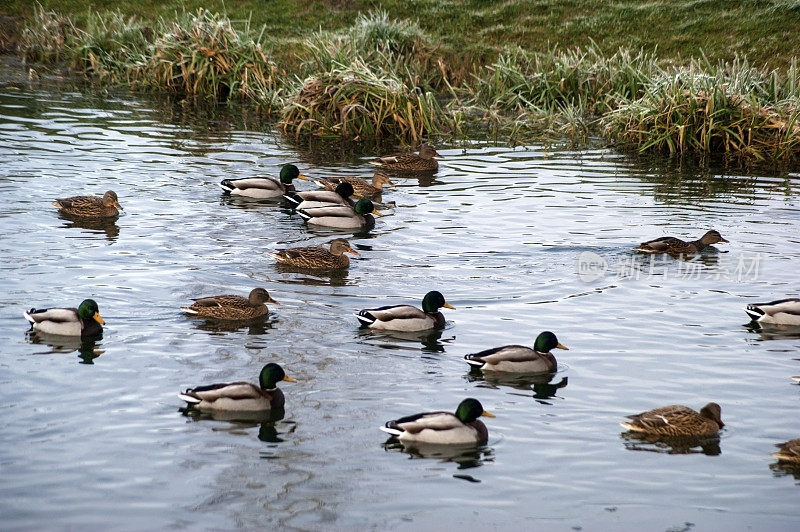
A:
[636,230,728,255]
[744,298,800,326]
[53,190,122,218]
[620,403,724,437]
[314,173,394,197]
[370,144,442,172]
[356,290,455,332]
[298,198,381,229]
[379,398,494,445]
[772,439,800,463]
[284,182,355,210]
[219,164,308,198]
[270,238,358,269]
[181,288,278,320]
[179,363,296,412]
[24,298,104,338]
[464,331,569,373]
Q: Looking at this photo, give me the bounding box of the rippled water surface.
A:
[1,81,800,530]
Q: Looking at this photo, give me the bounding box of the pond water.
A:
[1,77,799,531]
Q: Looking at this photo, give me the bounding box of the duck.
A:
[219,164,308,198]
[179,363,296,412]
[635,230,728,255]
[314,173,394,197]
[298,198,381,230]
[181,288,278,320]
[792,376,800,384]
[464,331,569,373]
[270,238,359,269]
[284,182,355,210]
[370,144,442,172]
[24,298,104,338]
[772,439,800,463]
[744,298,800,326]
[53,190,122,218]
[355,290,455,332]
[379,398,494,445]
[620,403,724,437]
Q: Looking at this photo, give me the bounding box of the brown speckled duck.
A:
[179,363,296,412]
[370,144,441,172]
[636,230,728,255]
[53,190,122,218]
[181,288,277,320]
[314,173,394,197]
[270,238,359,270]
[772,439,800,463]
[620,403,724,437]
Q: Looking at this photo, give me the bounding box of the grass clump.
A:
[280,64,442,142]
[602,58,800,161]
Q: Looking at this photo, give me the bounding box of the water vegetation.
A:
[6,2,800,162]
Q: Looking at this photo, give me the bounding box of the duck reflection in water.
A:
[191,316,275,335]
[273,263,350,288]
[359,327,454,354]
[619,431,722,456]
[466,370,568,403]
[382,439,491,472]
[179,406,294,443]
[58,213,120,242]
[25,330,105,364]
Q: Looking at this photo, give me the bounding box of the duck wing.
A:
[24,306,79,324]
[181,381,263,403]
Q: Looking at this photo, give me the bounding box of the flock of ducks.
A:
[23,144,800,464]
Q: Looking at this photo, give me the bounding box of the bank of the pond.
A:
[5,4,800,163]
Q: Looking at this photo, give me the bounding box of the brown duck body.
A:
[271,239,357,270]
[181,288,277,320]
[636,230,728,255]
[621,403,724,437]
[315,173,394,197]
[772,438,800,463]
[371,144,441,172]
[53,190,121,218]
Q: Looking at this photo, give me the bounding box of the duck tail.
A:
[744,304,765,321]
[283,193,302,206]
[463,354,484,367]
[180,306,199,315]
[23,309,36,325]
[379,424,402,437]
[297,209,312,222]
[219,180,235,193]
[354,310,375,326]
[179,392,201,405]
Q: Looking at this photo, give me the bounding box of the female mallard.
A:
[772,439,800,463]
[179,363,296,412]
[636,230,728,255]
[24,298,104,338]
[620,403,724,437]
[370,144,442,172]
[270,238,359,270]
[298,198,381,230]
[314,173,394,197]
[53,190,122,218]
[181,288,278,320]
[219,164,308,198]
[284,182,355,210]
[464,331,569,373]
[356,290,455,332]
[379,398,494,445]
[744,298,800,326]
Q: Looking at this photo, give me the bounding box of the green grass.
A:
[5,2,800,161]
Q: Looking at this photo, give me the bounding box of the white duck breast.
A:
[380,412,483,444]
[745,298,800,325]
[465,345,556,373]
[356,304,441,331]
[220,178,283,198]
